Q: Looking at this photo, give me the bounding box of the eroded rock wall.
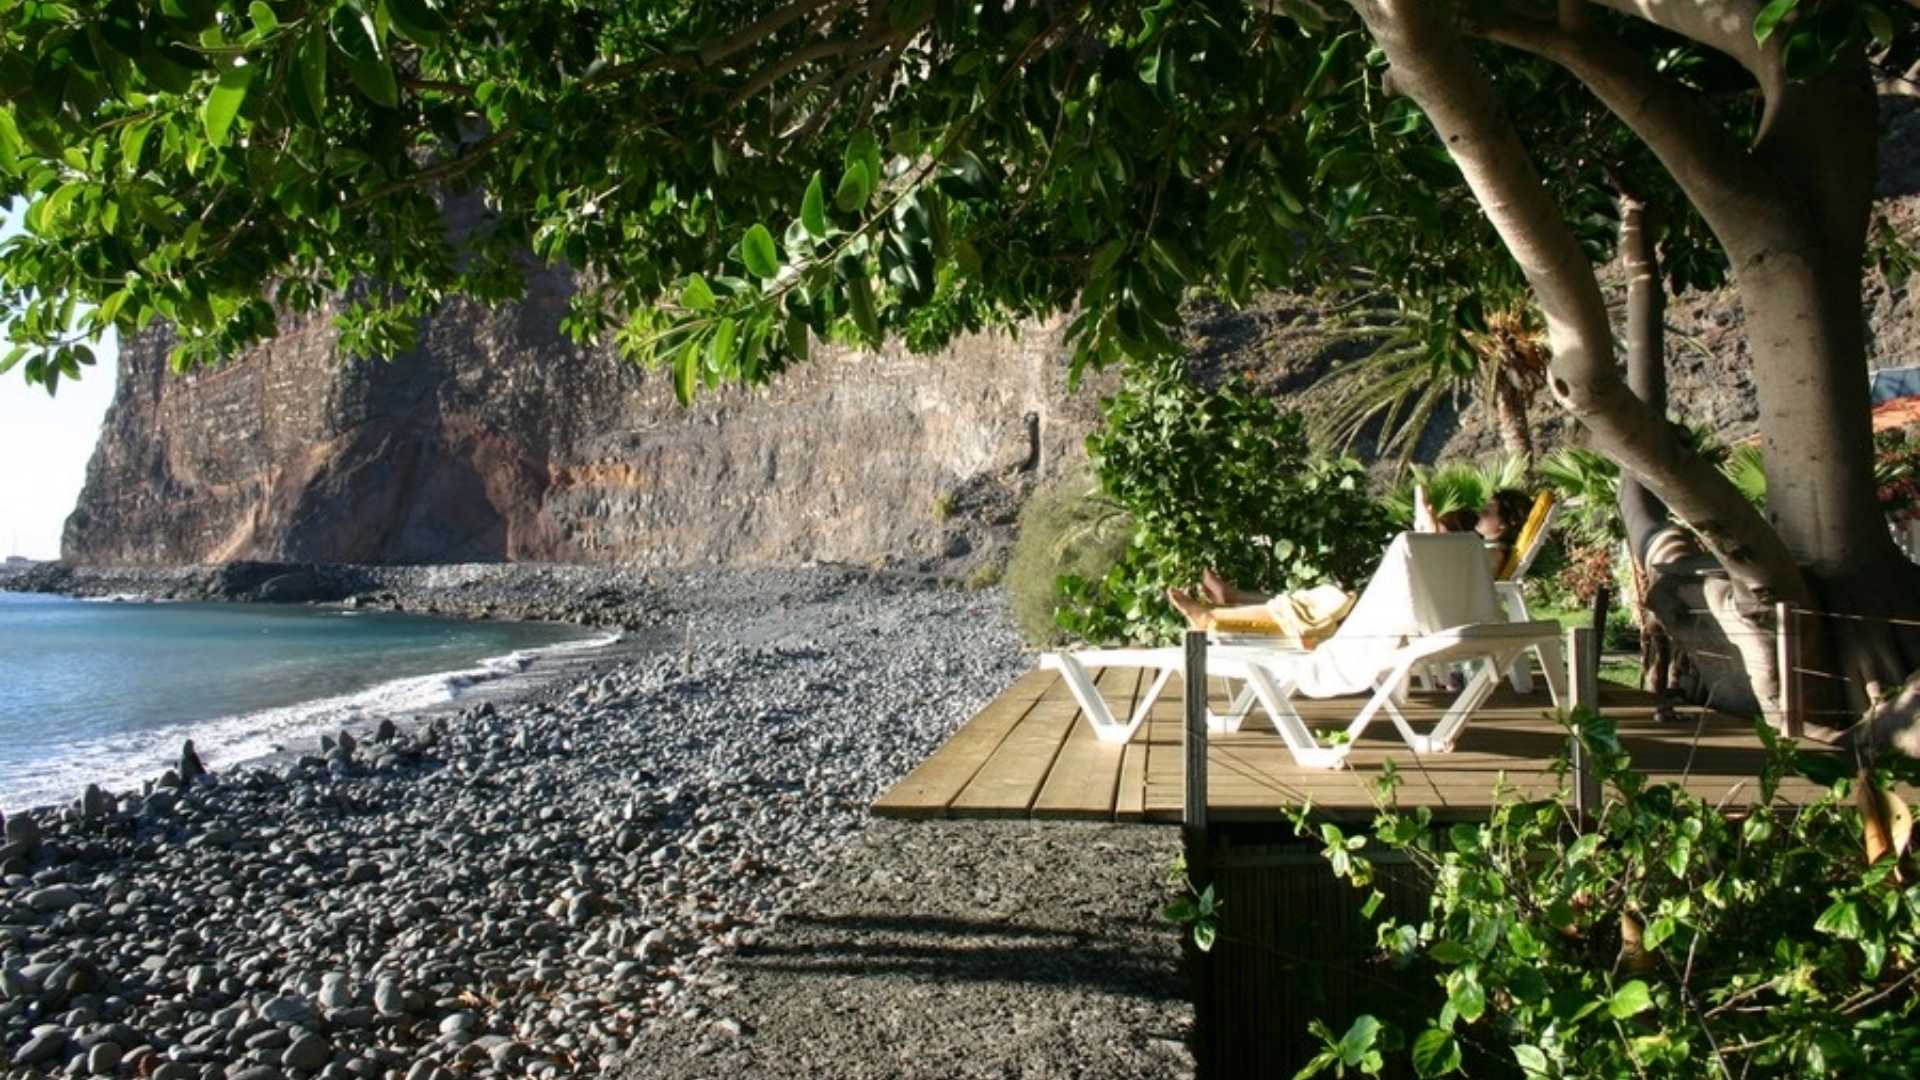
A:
[65,272,1106,573]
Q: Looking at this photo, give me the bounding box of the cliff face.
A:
[66,268,1108,573]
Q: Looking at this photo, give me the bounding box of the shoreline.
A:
[1,566,1114,1080]
[0,592,653,817]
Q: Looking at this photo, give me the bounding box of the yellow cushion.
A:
[1497,491,1556,581]
[1205,584,1354,649]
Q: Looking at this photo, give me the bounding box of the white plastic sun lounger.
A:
[1211,532,1568,767]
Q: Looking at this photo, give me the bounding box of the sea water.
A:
[0,591,614,813]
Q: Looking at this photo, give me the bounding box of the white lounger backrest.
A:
[1297,532,1499,697]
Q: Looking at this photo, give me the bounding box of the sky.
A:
[0,206,119,561]
[0,340,117,560]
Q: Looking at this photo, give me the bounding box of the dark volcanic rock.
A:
[65,274,1111,577]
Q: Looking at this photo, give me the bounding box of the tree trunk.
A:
[1350,0,1920,734]
[1616,192,1775,716]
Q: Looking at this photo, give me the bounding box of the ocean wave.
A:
[0,631,625,815]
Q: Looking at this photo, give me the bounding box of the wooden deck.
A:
[874,665,1833,823]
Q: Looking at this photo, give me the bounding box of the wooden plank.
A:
[871,666,1052,818]
[1117,670,1183,822]
[945,666,1087,817]
[877,665,1848,825]
[1031,668,1136,819]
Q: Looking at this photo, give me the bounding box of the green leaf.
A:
[286,30,328,128]
[1191,921,1216,952]
[201,61,256,149]
[1753,0,1801,43]
[1794,750,1850,787]
[247,1,279,34]
[1410,1028,1461,1077]
[741,223,779,279]
[1608,979,1653,1019]
[1446,969,1486,1022]
[332,5,398,108]
[707,316,737,374]
[680,275,716,312]
[1427,940,1473,964]
[162,0,218,27]
[1815,898,1864,939]
[384,0,450,46]
[801,172,828,238]
[935,150,997,200]
[0,110,21,176]
[1511,1045,1550,1076]
[833,160,871,213]
[844,269,879,342]
[672,333,699,404]
[1643,914,1675,952]
[117,118,152,176]
[133,37,198,94]
[1337,1014,1381,1065]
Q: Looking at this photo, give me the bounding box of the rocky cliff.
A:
[65,262,1110,576]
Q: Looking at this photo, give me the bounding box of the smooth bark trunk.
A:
[1349,0,1920,731]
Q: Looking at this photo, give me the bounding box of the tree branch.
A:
[695,0,859,67]
[1347,0,1808,604]
[1589,0,1785,115]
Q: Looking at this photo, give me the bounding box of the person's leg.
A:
[1168,587,1277,629]
[1202,568,1271,605]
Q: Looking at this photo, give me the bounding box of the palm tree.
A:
[1468,305,1551,469]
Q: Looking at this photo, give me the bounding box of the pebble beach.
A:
[1,566,1159,1080]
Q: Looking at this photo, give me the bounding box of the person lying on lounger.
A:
[1167,487,1535,638]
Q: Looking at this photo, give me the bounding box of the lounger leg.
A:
[1038,653,1170,744]
[1233,665,1348,768]
[1416,659,1506,753]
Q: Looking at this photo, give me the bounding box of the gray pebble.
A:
[11,1026,66,1066]
[86,1041,123,1074]
[0,572,1027,1080]
[23,884,82,912]
[283,1032,331,1072]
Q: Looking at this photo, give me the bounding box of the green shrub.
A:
[1294,715,1920,1078]
[1057,364,1394,645]
[1004,467,1132,646]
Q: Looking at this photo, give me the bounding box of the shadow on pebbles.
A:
[613,819,1195,1080]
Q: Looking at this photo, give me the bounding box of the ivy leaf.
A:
[1815,898,1864,939]
[1337,1014,1382,1066]
[1608,979,1653,1019]
[247,1,279,35]
[1643,914,1677,952]
[1446,969,1486,1022]
[201,61,255,149]
[1511,1045,1550,1077]
[1410,1028,1461,1078]
[935,150,998,200]
[844,269,879,342]
[741,223,779,279]
[671,333,700,404]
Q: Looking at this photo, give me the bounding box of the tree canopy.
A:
[5,0,1920,728]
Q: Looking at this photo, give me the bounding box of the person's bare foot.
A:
[1167,586,1213,627]
[1202,568,1232,605]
